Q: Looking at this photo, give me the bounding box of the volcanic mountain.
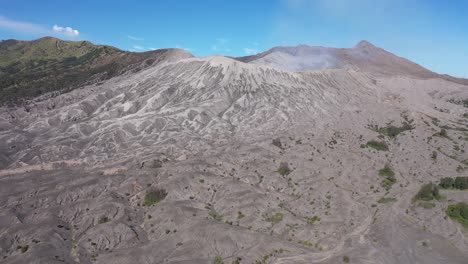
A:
[0,38,468,264]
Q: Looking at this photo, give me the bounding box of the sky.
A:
[0,0,467,77]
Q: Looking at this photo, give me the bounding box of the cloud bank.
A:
[0,16,80,38]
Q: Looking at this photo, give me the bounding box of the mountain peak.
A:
[354,40,376,50]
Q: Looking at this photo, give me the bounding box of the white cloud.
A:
[243,48,258,55]
[128,35,143,41]
[52,25,79,37]
[0,16,48,35]
[0,16,81,38]
[132,45,145,50]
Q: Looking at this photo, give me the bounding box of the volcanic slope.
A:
[1,42,468,264]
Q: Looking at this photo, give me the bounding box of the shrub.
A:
[277,162,291,176]
[414,183,440,201]
[435,128,449,138]
[264,212,284,224]
[272,138,282,149]
[379,165,396,190]
[237,211,245,219]
[98,216,110,224]
[377,197,397,203]
[446,202,468,227]
[431,151,437,160]
[143,188,168,206]
[379,165,394,177]
[439,177,455,189]
[209,211,223,221]
[454,177,468,190]
[364,140,389,151]
[306,216,320,225]
[377,122,414,138]
[343,255,350,263]
[213,256,224,264]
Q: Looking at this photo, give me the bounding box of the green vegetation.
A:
[434,128,449,138]
[379,165,396,190]
[298,240,314,247]
[361,140,389,151]
[446,202,468,227]
[213,256,224,264]
[431,151,438,160]
[253,249,285,264]
[306,216,321,225]
[237,211,245,220]
[98,216,110,224]
[343,255,350,263]
[439,177,468,190]
[143,188,168,206]
[419,202,436,209]
[379,165,394,177]
[264,212,284,224]
[277,162,291,176]
[414,183,440,201]
[209,211,223,221]
[376,122,414,138]
[377,197,397,203]
[0,37,164,105]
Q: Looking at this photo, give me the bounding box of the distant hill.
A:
[0,37,193,105]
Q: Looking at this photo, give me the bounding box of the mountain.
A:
[0,38,468,264]
[0,37,193,105]
[237,41,468,86]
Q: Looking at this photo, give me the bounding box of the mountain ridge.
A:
[1,36,468,264]
[0,36,193,105]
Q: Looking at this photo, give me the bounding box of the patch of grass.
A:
[277,162,291,176]
[362,140,389,151]
[98,216,110,224]
[209,210,223,221]
[297,240,314,247]
[264,212,284,224]
[376,122,414,138]
[306,216,321,225]
[253,249,285,264]
[237,211,245,220]
[379,165,396,190]
[379,165,394,177]
[413,183,440,201]
[446,202,468,227]
[377,197,397,204]
[213,256,224,264]
[418,202,436,209]
[143,188,168,206]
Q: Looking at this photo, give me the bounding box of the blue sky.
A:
[0,0,467,77]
